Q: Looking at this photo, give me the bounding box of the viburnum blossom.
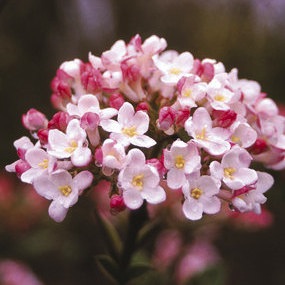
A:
[6,34,285,223]
[118,148,166,209]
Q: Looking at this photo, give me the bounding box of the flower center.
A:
[58,185,72,196]
[132,174,144,190]
[214,94,225,102]
[191,187,203,199]
[175,155,185,169]
[196,127,207,140]
[64,140,78,153]
[183,88,192,98]
[38,158,48,169]
[224,167,236,179]
[169,67,182,75]
[231,135,241,144]
[122,126,137,137]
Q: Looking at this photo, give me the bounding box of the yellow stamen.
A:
[38,158,49,169]
[175,155,185,169]
[191,187,203,199]
[231,135,241,144]
[64,140,78,153]
[122,126,137,137]
[224,167,236,179]
[183,89,192,98]
[58,185,72,196]
[214,94,225,102]
[196,127,207,140]
[132,174,144,190]
[169,67,182,75]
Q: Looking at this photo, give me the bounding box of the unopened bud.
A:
[22,108,48,131]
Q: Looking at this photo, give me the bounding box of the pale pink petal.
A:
[100,119,121,132]
[132,111,149,134]
[167,168,185,189]
[100,108,118,120]
[130,135,156,148]
[123,189,143,209]
[78,94,100,114]
[142,186,166,204]
[33,175,58,200]
[182,199,203,220]
[25,148,48,168]
[118,102,135,126]
[200,196,221,214]
[71,147,92,167]
[50,170,72,187]
[73,170,93,194]
[21,168,43,184]
[48,129,68,151]
[48,200,69,222]
[174,52,193,72]
[256,171,274,194]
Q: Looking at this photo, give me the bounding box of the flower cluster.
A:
[6,34,285,222]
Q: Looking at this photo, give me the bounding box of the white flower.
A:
[33,170,93,222]
[154,51,194,85]
[182,175,221,221]
[185,107,231,156]
[232,171,274,214]
[100,102,156,148]
[118,148,166,209]
[210,146,258,190]
[47,119,92,167]
[164,140,201,189]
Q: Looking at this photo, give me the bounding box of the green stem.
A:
[119,203,148,284]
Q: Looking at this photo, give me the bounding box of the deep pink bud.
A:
[249,138,268,155]
[81,112,100,130]
[192,59,214,82]
[214,110,237,128]
[15,160,31,176]
[109,93,125,110]
[147,158,166,178]
[121,59,140,82]
[48,111,70,131]
[136,102,149,112]
[22,108,48,131]
[176,108,191,127]
[110,194,126,214]
[158,106,176,131]
[37,129,49,145]
[94,147,103,166]
[80,63,103,93]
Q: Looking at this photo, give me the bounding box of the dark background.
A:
[1,0,285,284]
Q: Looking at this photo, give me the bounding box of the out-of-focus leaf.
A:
[125,262,153,283]
[95,254,120,284]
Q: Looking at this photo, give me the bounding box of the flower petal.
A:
[123,189,143,209]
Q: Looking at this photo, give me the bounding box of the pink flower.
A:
[33,169,93,222]
[182,175,221,220]
[231,171,273,214]
[154,51,194,85]
[164,140,201,189]
[22,108,48,131]
[118,149,166,209]
[210,146,258,190]
[47,119,92,167]
[185,107,231,156]
[101,102,156,148]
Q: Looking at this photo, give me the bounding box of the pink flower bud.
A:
[22,108,48,131]
[48,111,70,131]
[158,106,176,131]
[94,147,103,166]
[109,93,125,110]
[37,129,49,145]
[110,194,126,214]
[80,63,103,93]
[121,59,140,82]
[176,108,190,127]
[136,102,149,112]
[249,138,268,155]
[80,112,100,130]
[213,109,237,128]
[193,59,214,82]
[147,158,166,178]
[15,160,31,176]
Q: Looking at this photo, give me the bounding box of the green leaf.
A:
[125,262,153,282]
[95,254,120,284]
